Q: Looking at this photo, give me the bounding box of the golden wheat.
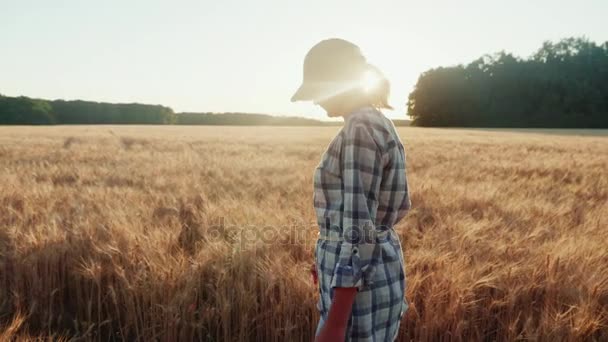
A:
[0,125,606,341]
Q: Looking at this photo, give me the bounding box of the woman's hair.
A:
[363,64,393,110]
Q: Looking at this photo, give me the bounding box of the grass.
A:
[0,125,607,341]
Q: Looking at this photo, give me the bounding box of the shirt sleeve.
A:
[394,145,411,224]
[330,123,382,290]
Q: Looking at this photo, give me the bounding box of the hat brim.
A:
[291,81,355,102]
[290,83,320,102]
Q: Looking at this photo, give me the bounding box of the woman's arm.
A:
[315,287,357,341]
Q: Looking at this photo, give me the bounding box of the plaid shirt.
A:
[313,106,411,341]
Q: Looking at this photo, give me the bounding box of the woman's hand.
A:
[315,323,346,342]
[310,263,318,285]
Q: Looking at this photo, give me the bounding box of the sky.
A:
[1,0,607,120]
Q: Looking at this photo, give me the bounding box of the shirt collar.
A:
[344,105,377,122]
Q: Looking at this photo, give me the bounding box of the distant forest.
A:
[0,96,410,126]
[2,37,606,127]
[177,113,410,126]
[176,112,340,126]
[408,37,608,128]
[0,97,174,125]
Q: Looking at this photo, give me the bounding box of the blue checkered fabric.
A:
[313,106,411,341]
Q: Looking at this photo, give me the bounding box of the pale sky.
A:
[1,0,607,120]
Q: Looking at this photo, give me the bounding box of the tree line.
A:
[176,113,409,126]
[176,112,342,126]
[0,96,174,125]
[407,37,608,127]
[0,96,410,126]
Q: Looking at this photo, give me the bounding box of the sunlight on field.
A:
[0,126,607,341]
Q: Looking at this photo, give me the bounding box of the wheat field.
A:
[0,125,607,341]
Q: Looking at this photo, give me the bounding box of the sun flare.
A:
[363,70,380,93]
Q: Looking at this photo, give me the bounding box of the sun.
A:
[362,70,380,93]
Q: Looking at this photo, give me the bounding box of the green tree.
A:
[408,37,608,128]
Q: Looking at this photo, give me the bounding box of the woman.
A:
[291,38,412,342]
